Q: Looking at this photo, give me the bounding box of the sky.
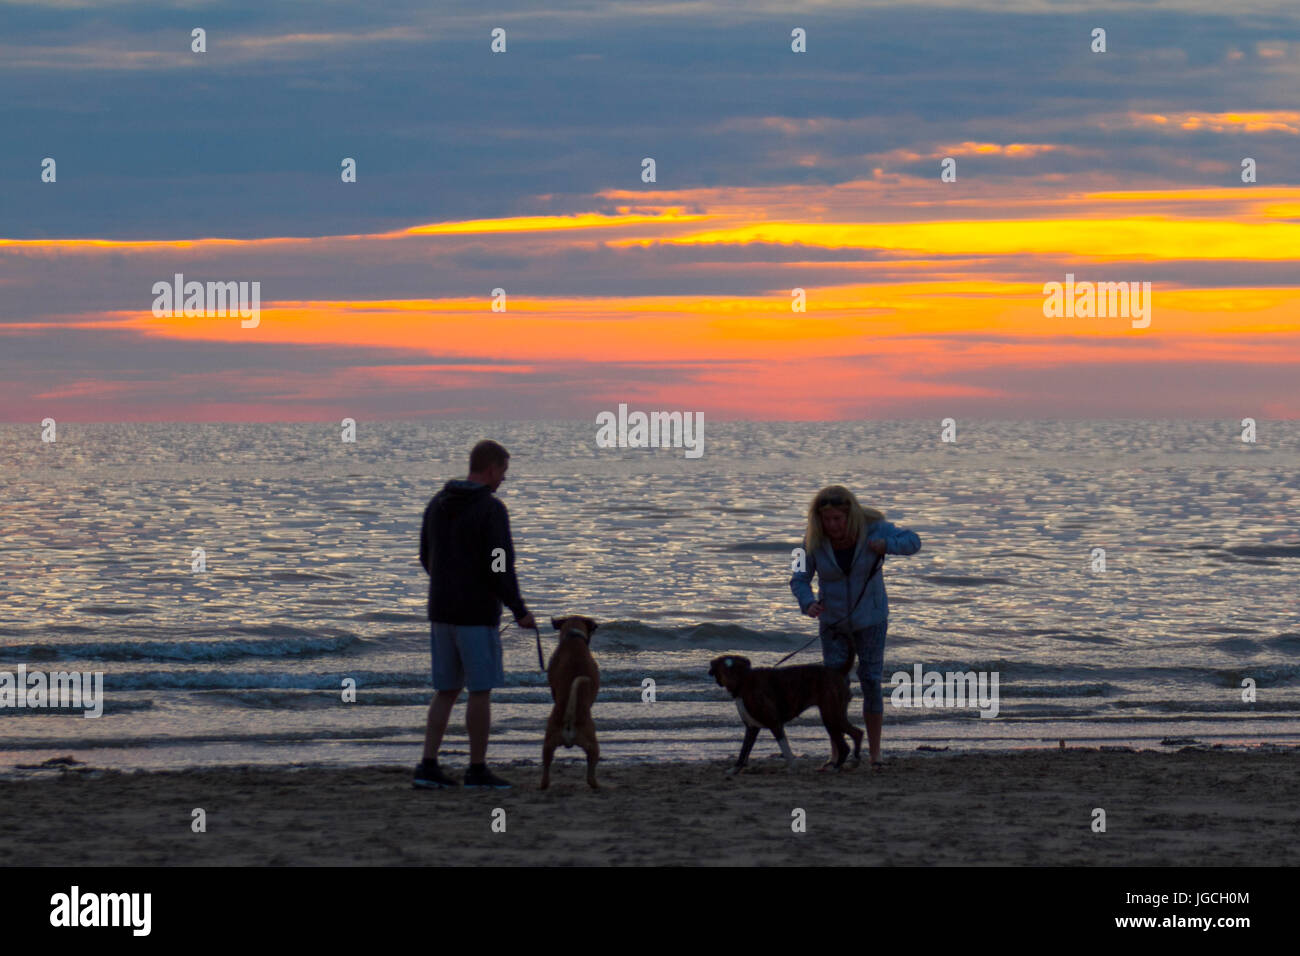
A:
[2,0,1299,421]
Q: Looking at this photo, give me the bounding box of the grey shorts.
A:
[820,618,888,713]
[430,621,505,692]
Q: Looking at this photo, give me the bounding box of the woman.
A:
[790,485,921,770]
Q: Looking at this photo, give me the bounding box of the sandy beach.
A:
[3,747,1297,866]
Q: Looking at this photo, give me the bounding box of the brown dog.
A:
[541,615,601,790]
[709,653,862,774]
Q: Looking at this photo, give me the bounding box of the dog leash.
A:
[501,621,548,672]
[774,633,821,667]
[532,625,545,671]
[777,549,884,667]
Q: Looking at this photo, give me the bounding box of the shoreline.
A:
[3,735,1297,778]
[3,748,1298,866]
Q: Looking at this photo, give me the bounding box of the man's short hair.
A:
[469,439,510,473]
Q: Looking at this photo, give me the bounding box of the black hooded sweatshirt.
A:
[419,479,529,626]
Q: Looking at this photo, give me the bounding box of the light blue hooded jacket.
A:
[789,519,922,631]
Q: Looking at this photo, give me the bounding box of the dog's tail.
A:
[562,676,591,746]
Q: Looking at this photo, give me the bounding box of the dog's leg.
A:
[728,725,761,775]
[819,704,848,770]
[821,738,842,775]
[573,719,600,790]
[541,728,557,790]
[841,691,864,768]
[820,729,845,771]
[834,732,849,769]
[847,721,863,767]
[820,689,863,770]
[584,730,600,790]
[773,727,796,770]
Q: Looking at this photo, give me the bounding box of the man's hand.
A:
[516,612,536,630]
[805,602,824,618]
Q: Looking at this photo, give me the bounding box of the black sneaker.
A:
[412,759,459,790]
[462,765,512,790]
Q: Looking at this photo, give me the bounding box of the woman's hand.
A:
[867,538,887,555]
[805,601,824,618]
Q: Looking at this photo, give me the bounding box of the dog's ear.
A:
[551,616,565,631]
[581,616,598,635]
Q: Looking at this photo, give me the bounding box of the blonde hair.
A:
[803,485,885,552]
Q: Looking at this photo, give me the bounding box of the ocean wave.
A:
[1213,664,1300,687]
[73,605,151,616]
[918,575,1016,586]
[0,632,362,663]
[1221,544,1300,558]
[1112,698,1300,713]
[710,541,800,552]
[0,700,154,717]
[104,666,741,692]
[196,688,553,709]
[93,669,426,691]
[1010,683,1113,697]
[0,725,428,751]
[592,620,819,651]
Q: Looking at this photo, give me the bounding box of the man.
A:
[415,439,535,790]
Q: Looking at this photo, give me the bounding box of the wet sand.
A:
[2,748,1297,866]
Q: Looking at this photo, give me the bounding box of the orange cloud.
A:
[1126,111,1300,134]
[69,283,1298,366]
[873,142,1074,164]
[609,216,1300,261]
[8,182,1300,420]
[0,211,713,256]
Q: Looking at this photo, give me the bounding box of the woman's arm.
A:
[868,520,922,556]
[789,544,819,612]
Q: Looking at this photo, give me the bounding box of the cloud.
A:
[4,0,1300,418]
[1124,111,1300,134]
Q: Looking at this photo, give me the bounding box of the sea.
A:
[1,419,1297,775]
